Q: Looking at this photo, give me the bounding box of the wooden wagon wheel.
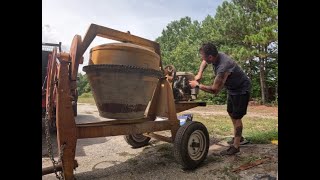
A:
[46,48,58,131]
[70,35,82,117]
[54,35,82,179]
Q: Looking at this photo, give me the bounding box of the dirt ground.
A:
[42,103,278,180]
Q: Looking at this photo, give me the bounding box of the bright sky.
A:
[42,0,226,72]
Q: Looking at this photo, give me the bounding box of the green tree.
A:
[204,0,278,104]
[156,16,203,66]
[155,0,277,104]
[156,17,226,104]
[77,73,91,96]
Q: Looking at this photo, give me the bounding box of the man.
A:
[189,42,251,155]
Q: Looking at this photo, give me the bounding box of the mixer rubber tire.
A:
[173,121,209,170]
[124,134,151,148]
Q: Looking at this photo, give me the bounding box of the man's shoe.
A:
[220,145,240,155]
[227,137,249,145]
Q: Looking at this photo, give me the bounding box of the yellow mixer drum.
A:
[89,43,160,70]
[83,43,163,120]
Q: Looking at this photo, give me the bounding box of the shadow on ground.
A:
[72,137,257,180]
[42,114,108,157]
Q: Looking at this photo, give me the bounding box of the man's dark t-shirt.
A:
[212,53,251,95]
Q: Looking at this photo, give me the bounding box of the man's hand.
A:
[189,80,199,88]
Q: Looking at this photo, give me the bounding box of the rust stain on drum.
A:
[99,103,147,113]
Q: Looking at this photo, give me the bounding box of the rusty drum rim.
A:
[83,64,164,78]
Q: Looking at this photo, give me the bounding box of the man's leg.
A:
[232,118,243,149]
[228,115,243,148]
[227,95,238,143]
[228,113,236,137]
[221,93,248,155]
[231,92,249,148]
[220,113,242,155]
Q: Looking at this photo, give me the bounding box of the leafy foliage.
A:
[156,0,277,104]
[78,0,278,105]
[77,73,91,96]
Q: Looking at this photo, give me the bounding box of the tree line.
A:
[78,0,278,105]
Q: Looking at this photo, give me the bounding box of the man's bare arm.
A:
[194,60,208,81]
[200,72,230,94]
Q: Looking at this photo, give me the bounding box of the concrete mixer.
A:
[43,23,208,180]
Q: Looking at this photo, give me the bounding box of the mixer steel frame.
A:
[44,24,206,179]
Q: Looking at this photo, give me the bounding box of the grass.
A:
[246,129,278,144]
[206,155,223,163]
[157,144,174,159]
[237,155,261,164]
[126,158,138,166]
[194,114,278,144]
[221,165,240,180]
[78,94,95,104]
[156,143,172,152]
[117,152,136,157]
[78,97,96,104]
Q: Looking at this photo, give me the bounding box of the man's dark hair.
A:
[199,42,218,57]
